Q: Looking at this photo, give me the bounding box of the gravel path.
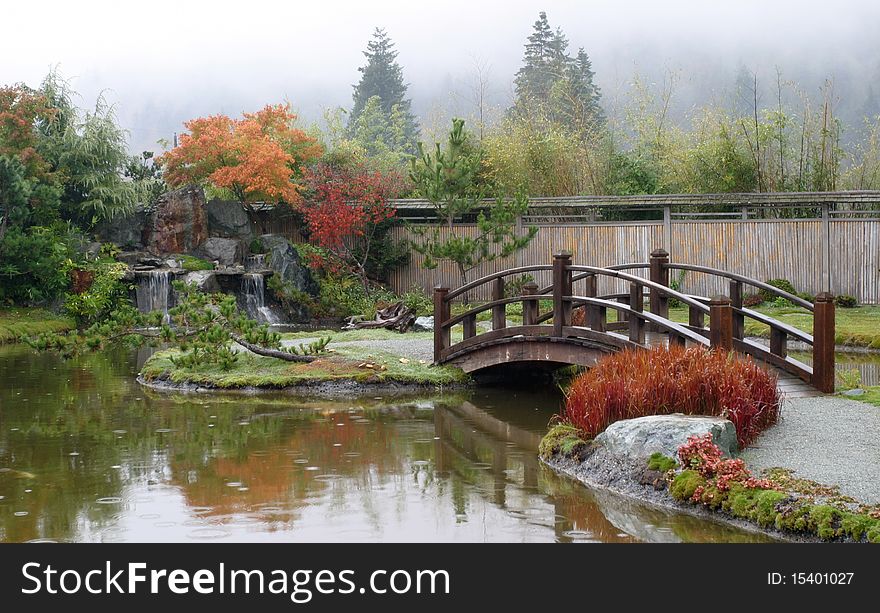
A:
[740,396,880,504]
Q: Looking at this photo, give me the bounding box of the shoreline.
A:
[542,444,825,543]
[137,373,471,399]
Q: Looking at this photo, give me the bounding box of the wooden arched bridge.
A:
[433,250,836,393]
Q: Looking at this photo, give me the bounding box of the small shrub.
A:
[760,278,797,302]
[561,346,781,447]
[743,292,764,307]
[400,286,433,316]
[835,294,858,308]
[249,238,264,254]
[836,368,862,391]
[63,261,129,325]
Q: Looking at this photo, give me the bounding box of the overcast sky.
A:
[3,0,879,151]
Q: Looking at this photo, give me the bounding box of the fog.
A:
[3,0,878,152]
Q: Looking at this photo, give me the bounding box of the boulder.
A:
[195,237,244,267]
[260,234,318,296]
[413,316,434,331]
[145,186,208,255]
[182,270,220,293]
[594,414,738,461]
[207,199,255,241]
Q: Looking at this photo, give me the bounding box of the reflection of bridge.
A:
[433,250,835,393]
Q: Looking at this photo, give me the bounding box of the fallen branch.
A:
[230,333,317,363]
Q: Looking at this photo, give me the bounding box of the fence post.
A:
[663,205,672,251]
[522,281,538,326]
[649,248,669,330]
[812,292,836,393]
[553,252,572,337]
[709,295,733,351]
[433,286,450,364]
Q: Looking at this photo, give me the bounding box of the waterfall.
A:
[246,254,267,271]
[241,273,280,324]
[135,270,173,322]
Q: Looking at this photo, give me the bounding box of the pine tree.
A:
[349,28,419,154]
[511,12,603,130]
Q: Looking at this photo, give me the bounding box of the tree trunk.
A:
[458,262,470,305]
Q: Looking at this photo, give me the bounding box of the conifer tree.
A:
[511,12,603,130]
[349,28,419,154]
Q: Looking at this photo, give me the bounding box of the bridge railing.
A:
[433,250,835,392]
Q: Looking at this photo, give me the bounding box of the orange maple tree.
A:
[159,103,322,224]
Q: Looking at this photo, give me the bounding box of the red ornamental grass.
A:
[561,345,781,447]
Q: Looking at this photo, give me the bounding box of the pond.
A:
[0,344,819,543]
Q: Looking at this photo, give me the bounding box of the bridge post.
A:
[812,292,836,393]
[433,286,450,364]
[649,249,669,331]
[629,282,645,344]
[709,295,733,351]
[553,252,572,337]
[521,281,538,326]
[492,277,506,331]
[729,280,744,339]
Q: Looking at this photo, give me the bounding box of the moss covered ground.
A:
[0,308,74,344]
[140,343,469,390]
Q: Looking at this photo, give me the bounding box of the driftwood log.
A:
[345,301,415,333]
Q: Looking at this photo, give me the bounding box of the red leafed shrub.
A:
[561,345,781,447]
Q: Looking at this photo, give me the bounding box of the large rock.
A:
[182,270,220,293]
[96,208,151,249]
[145,186,208,255]
[260,234,318,296]
[195,237,244,267]
[594,415,738,461]
[207,199,255,241]
[413,316,434,331]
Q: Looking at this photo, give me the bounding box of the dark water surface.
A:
[0,345,783,543]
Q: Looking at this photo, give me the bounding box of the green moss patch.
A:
[538,424,588,460]
[177,255,214,271]
[669,470,707,501]
[0,308,74,344]
[647,452,677,473]
[140,344,469,390]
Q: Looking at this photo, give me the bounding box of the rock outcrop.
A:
[207,200,255,241]
[593,414,738,461]
[260,234,318,296]
[195,237,244,267]
[144,186,207,255]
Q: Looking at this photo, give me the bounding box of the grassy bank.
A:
[0,308,74,344]
[140,343,469,390]
[854,387,880,408]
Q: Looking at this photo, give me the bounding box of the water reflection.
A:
[0,345,777,542]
